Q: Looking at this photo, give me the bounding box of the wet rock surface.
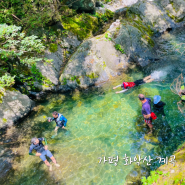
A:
[36,32,82,87]
[0,90,34,129]
[59,30,129,89]
[66,0,96,13]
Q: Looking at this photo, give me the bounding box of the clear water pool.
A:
[1,65,185,185]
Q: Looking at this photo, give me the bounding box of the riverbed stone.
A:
[0,90,34,128]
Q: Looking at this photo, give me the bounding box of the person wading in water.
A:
[138,94,153,134]
[48,111,67,137]
[153,95,166,117]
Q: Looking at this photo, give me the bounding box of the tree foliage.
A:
[0,73,15,89]
[0,24,51,90]
[0,24,45,64]
[0,0,63,31]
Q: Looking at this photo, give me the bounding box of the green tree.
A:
[0,0,62,31]
[0,24,50,89]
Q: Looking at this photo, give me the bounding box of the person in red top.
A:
[113,75,154,94]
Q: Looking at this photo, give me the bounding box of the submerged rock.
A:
[0,90,34,128]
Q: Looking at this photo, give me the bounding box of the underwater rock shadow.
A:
[1,162,67,185]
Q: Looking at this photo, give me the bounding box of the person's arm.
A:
[29,152,35,156]
[48,117,54,122]
[43,137,48,150]
[143,104,151,118]
[44,138,47,145]
[60,116,67,127]
[63,120,67,127]
[113,84,121,89]
[143,114,151,119]
[39,137,48,150]
[62,119,67,128]
[29,146,35,156]
[116,89,128,94]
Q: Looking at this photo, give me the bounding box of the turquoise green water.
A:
[1,65,185,185]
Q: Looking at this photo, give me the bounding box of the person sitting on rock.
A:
[153,95,166,117]
[48,111,67,136]
[29,137,60,171]
[113,75,154,93]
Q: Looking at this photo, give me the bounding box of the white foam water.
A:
[150,67,172,80]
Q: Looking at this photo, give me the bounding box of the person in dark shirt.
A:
[138,94,153,133]
[153,95,166,117]
[29,137,60,171]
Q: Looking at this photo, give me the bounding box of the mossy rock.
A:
[86,72,99,79]
[76,78,81,84]
[5,87,18,92]
[2,118,7,123]
[0,90,4,104]
[144,134,159,143]
[62,14,99,40]
[49,43,58,53]
[123,10,155,48]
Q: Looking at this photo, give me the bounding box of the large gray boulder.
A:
[36,32,81,86]
[113,21,157,67]
[36,46,63,86]
[59,28,128,89]
[0,90,34,128]
[111,0,185,66]
[157,0,185,23]
[127,0,184,33]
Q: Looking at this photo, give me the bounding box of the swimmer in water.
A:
[113,75,154,93]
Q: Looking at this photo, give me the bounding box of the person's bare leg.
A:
[44,160,52,171]
[54,126,59,135]
[50,156,57,164]
[113,84,121,90]
[145,78,155,83]
[50,156,60,167]
[143,75,151,81]
[147,123,153,133]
